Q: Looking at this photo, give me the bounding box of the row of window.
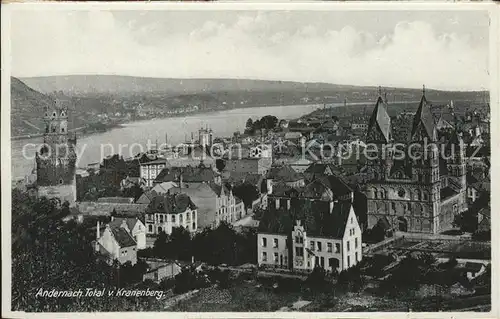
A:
[261,252,288,265]
[147,211,196,224]
[372,188,430,201]
[147,222,196,233]
[262,235,359,254]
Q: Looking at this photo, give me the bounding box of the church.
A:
[365,87,467,234]
[35,100,77,206]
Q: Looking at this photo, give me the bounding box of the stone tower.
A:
[36,100,77,206]
[408,89,441,233]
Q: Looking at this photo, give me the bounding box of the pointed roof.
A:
[411,94,437,141]
[110,226,137,248]
[109,217,139,232]
[367,96,391,143]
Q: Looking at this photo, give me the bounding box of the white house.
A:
[109,217,147,250]
[95,221,138,265]
[144,193,198,235]
[257,201,362,273]
[140,159,169,188]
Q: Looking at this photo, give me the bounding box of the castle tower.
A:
[409,87,441,233]
[36,99,77,206]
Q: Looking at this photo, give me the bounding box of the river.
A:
[11,103,325,180]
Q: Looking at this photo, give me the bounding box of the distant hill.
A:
[11,77,55,136]
[19,74,488,102]
[20,75,361,96]
[12,75,489,138]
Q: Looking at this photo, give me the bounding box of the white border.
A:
[1,2,499,319]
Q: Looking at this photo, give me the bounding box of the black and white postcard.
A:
[1,2,498,318]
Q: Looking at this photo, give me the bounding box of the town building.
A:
[170,182,243,228]
[257,201,362,273]
[35,100,77,206]
[144,193,198,235]
[365,88,467,234]
[140,158,169,188]
[224,157,272,175]
[95,220,139,265]
[153,165,221,187]
[143,259,183,283]
[109,217,147,250]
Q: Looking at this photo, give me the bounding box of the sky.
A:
[10,9,490,91]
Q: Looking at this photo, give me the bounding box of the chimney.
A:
[191,256,195,264]
[97,220,101,239]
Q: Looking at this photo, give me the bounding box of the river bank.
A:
[11,102,321,141]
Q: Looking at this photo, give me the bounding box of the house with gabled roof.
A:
[257,201,362,273]
[95,220,139,265]
[109,216,147,250]
[144,193,198,235]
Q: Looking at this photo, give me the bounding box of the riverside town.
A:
[8,7,492,314]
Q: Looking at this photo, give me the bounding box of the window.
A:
[192,222,196,229]
[355,238,358,249]
[180,214,183,224]
[347,241,350,252]
[159,215,164,223]
[327,243,332,252]
[320,257,325,267]
[262,252,267,262]
[274,253,279,263]
[172,215,176,223]
[158,226,162,233]
[262,237,267,247]
[192,211,195,219]
[310,240,315,251]
[351,217,353,224]
[295,247,303,257]
[398,188,406,198]
[347,256,351,267]
[391,202,396,212]
[355,252,359,262]
[317,242,322,252]
[335,243,340,253]
[148,224,153,232]
[273,238,278,248]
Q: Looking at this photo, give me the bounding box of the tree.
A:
[259,115,278,130]
[337,265,365,292]
[153,230,169,258]
[305,266,328,291]
[122,183,144,201]
[232,182,259,208]
[167,227,192,261]
[245,118,253,130]
[215,159,226,172]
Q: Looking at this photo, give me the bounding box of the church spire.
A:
[366,88,391,144]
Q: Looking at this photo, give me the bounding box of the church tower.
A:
[409,86,441,233]
[36,100,77,206]
[443,129,467,214]
[365,88,394,230]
